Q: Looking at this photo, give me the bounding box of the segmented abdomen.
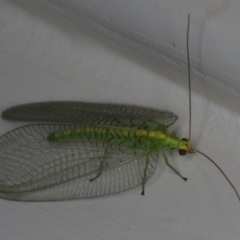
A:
[48,126,139,147]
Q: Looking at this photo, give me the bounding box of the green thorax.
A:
[48,125,182,152]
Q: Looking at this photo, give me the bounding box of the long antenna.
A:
[194,149,240,202]
[186,14,240,202]
[187,14,192,142]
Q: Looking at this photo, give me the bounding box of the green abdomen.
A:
[48,126,138,146]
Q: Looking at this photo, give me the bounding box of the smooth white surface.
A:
[1,1,240,240]
[33,0,240,110]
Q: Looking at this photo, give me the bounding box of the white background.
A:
[1,0,240,239]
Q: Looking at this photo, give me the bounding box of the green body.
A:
[48,126,181,152]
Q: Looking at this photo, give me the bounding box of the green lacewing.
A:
[0,15,239,202]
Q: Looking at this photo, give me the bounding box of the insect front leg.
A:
[141,154,150,195]
[163,151,188,181]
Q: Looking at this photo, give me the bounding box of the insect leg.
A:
[141,154,150,195]
[90,144,109,182]
[163,151,188,181]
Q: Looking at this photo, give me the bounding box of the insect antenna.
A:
[187,14,192,143]
[186,14,240,202]
[194,149,240,202]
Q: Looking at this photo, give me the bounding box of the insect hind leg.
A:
[90,144,109,182]
[141,154,150,195]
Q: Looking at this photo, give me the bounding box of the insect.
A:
[0,15,239,202]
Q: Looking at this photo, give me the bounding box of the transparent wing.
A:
[0,124,158,201]
[2,101,177,128]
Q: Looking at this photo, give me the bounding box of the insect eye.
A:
[179,149,187,156]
